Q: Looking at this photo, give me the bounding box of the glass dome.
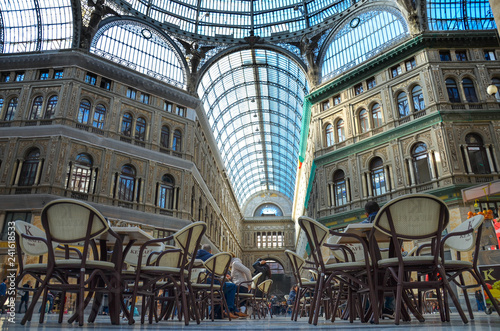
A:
[110,0,357,43]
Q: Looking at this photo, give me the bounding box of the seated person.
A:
[230,257,251,316]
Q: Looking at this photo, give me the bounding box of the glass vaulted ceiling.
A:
[111,0,355,41]
[198,49,308,206]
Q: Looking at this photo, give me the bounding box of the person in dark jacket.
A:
[252,258,271,281]
[360,201,380,224]
[0,278,7,314]
[17,281,31,313]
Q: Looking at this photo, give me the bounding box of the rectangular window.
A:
[140,93,150,104]
[455,50,467,61]
[53,69,64,79]
[164,101,173,112]
[405,58,416,71]
[485,50,496,61]
[1,72,10,82]
[126,88,137,100]
[367,77,376,89]
[15,72,25,81]
[85,72,97,85]
[100,77,112,90]
[354,83,363,95]
[391,65,402,78]
[322,100,330,111]
[175,106,186,117]
[333,95,341,105]
[39,70,50,80]
[439,51,451,61]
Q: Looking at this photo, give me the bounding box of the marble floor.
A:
[1,312,499,330]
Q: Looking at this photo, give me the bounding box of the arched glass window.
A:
[371,103,382,128]
[359,109,369,133]
[462,78,479,102]
[337,119,345,143]
[121,113,132,136]
[29,96,44,120]
[160,125,170,148]
[325,124,334,147]
[78,99,91,124]
[446,78,461,103]
[333,170,347,206]
[322,9,408,81]
[44,95,58,119]
[412,85,425,112]
[92,104,106,129]
[412,143,432,184]
[370,157,386,196]
[91,21,186,89]
[4,97,18,121]
[135,117,146,141]
[173,129,182,151]
[254,203,283,217]
[159,174,175,209]
[71,153,93,193]
[19,148,40,186]
[465,133,491,174]
[397,92,410,118]
[0,98,4,115]
[118,165,136,201]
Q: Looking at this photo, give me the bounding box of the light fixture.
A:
[251,98,255,102]
[253,113,258,118]
[487,84,498,96]
[255,128,259,132]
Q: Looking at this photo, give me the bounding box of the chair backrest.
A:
[204,252,232,277]
[124,243,165,267]
[41,199,109,243]
[373,194,449,240]
[15,220,58,256]
[257,279,273,295]
[298,216,329,270]
[173,222,206,274]
[285,250,305,285]
[445,214,484,252]
[251,272,262,289]
[156,245,183,268]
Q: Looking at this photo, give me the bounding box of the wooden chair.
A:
[191,252,233,321]
[236,272,262,316]
[440,214,500,319]
[21,199,124,326]
[127,221,206,325]
[371,193,468,325]
[251,279,273,319]
[299,216,378,325]
[284,250,316,321]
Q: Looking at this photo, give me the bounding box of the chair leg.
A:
[439,265,468,324]
[39,288,48,323]
[312,275,325,325]
[457,273,474,320]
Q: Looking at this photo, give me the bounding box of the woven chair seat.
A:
[191,283,221,290]
[325,261,369,270]
[55,259,115,269]
[443,260,473,269]
[378,256,441,267]
[23,263,48,271]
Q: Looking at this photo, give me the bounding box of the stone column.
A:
[462,145,473,173]
[34,160,43,185]
[14,160,23,185]
[407,158,416,185]
[485,145,496,173]
[367,173,373,197]
[361,173,367,198]
[346,178,351,202]
[428,151,437,179]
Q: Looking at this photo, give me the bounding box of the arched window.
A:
[118,164,136,201]
[159,174,175,209]
[71,153,93,193]
[359,109,369,133]
[397,92,410,118]
[173,129,182,151]
[336,119,345,142]
[121,113,132,136]
[135,117,146,141]
[4,97,18,121]
[92,104,106,129]
[0,98,4,115]
[462,78,478,103]
[29,96,43,120]
[254,203,283,217]
[411,85,425,112]
[19,148,40,186]
[412,143,432,184]
[44,95,58,119]
[78,99,91,124]
[465,133,491,174]
[333,170,347,206]
[370,157,386,196]
[446,78,461,103]
[160,125,170,148]
[325,124,334,147]
[371,103,382,128]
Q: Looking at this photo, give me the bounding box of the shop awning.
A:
[461,180,500,203]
